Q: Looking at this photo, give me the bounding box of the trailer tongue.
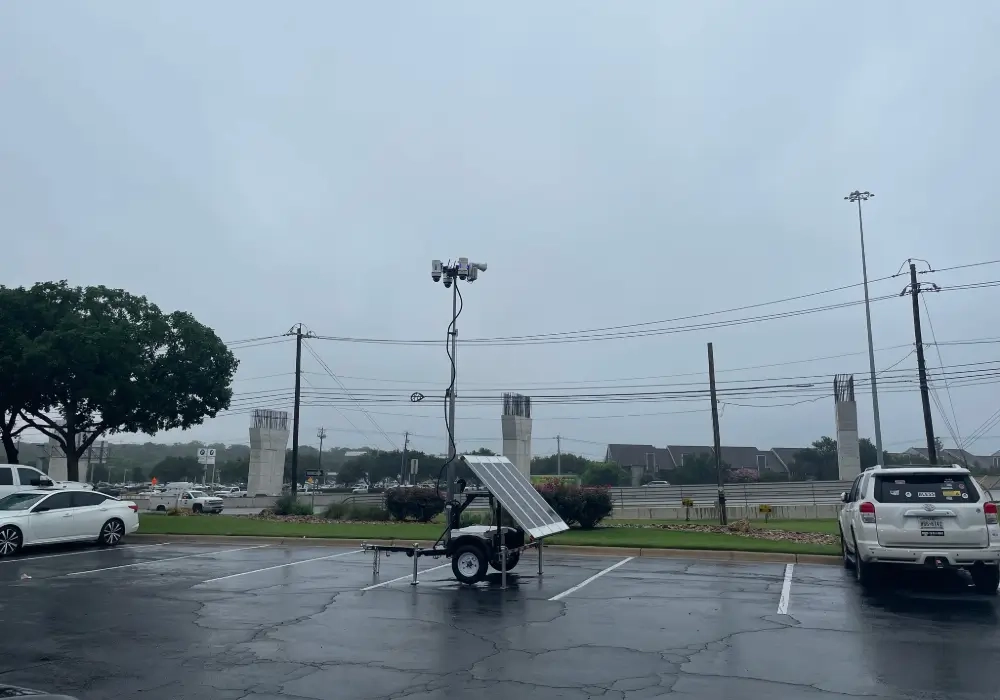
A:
[362,454,569,587]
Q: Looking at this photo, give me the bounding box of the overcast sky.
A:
[2,2,999,460]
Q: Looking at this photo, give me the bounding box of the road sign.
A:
[197,448,216,465]
[410,459,418,475]
[305,470,323,479]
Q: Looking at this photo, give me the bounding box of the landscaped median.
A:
[137,513,841,557]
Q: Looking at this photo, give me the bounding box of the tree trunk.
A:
[0,432,18,465]
[66,449,79,482]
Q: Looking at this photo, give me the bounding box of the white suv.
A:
[839,466,1000,592]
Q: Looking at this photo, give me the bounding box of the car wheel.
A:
[0,525,22,558]
[971,564,1000,594]
[156,505,166,512]
[192,504,203,514]
[853,533,876,588]
[451,543,488,585]
[839,526,852,569]
[99,519,125,547]
[489,550,520,572]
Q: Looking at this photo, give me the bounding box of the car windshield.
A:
[0,493,48,511]
[189,491,206,498]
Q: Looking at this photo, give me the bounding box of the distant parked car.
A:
[0,489,140,557]
[351,484,370,494]
[646,480,671,487]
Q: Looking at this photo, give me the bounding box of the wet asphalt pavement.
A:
[0,542,998,699]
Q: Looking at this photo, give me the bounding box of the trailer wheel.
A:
[451,543,488,585]
[489,551,520,572]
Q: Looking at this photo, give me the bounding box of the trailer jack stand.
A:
[410,542,420,585]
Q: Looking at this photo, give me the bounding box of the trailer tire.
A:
[489,551,520,572]
[451,543,488,585]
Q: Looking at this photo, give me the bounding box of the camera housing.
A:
[431,259,443,282]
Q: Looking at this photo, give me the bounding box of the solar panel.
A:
[461,455,569,538]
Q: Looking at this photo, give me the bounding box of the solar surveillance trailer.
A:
[361,454,568,589]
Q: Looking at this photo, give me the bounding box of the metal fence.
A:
[609,481,853,509]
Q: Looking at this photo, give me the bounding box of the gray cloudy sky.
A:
[2,2,999,459]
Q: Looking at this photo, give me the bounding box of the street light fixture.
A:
[844,190,884,468]
[430,258,488,504]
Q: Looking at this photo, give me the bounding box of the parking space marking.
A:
[199,549,362,584]
[361,563,451,591]
[0,543,171,564]
[777,563,794,614]
[65,544,270,576]
[548,556,634,601]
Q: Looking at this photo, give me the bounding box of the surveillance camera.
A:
[457,257,470,280]
[472,262,487,272]
[431,259,443,282]
[467,267,478,282]
[443,276,453,288]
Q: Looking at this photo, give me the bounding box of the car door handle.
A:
[61,513,74,518]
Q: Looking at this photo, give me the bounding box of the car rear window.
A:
[875,473,980,504]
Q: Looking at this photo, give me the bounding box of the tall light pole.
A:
[845,190,884,468]
[431,257,488,506]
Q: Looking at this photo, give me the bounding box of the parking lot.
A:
[1,542,999,700]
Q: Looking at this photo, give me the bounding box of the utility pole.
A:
[556,435,562,477]
[707,343,726,525]
[400,431,409,485]
[289,324,304,495]
[908,262,937,464]
[845,190,885,467]
[317,427,326,479]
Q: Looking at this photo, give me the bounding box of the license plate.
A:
[920,519,943,529]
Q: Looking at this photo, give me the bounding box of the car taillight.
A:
[128,504,139,513]
[985,502,997,525]
[859,501,876,524]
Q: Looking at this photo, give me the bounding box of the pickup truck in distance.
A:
[148,490,225,514]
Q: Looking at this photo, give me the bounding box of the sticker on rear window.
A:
[918,491,936,498]
[942,490,961,497]
[905,492,912,497]
[962,493,969,499]
[889,489,900,496]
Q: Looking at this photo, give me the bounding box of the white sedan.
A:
[0,489,140,557]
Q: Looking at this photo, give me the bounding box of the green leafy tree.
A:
[670,453,730,485]
[150,456,204,483]
[580,462,624,486]
[531,453,597,476]
[790,437,839,481]
[9,282,237,480]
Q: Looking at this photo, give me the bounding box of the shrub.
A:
[323,502,348,520]
[350,504,392,521]
[384,487,445,522]
[273,494,313,516]
[536,481,613,529]
[581,463,623,487]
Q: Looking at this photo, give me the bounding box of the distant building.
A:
[605,443,795,477]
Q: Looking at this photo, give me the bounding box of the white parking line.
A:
[361,563,451,591]
[777,563,794,614]
[199,549,362,584]
[0,543,171,564]
[548,557,633,601]
[65,545,270,576]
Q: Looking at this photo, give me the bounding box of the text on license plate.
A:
[920,519,944,529]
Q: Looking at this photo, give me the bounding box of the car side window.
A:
[17,467,42,486]
[0,467,13,486]
[182,492,190,499]
[34,492,74,512]
[72,492,108,507]
[848,475,862,502]
[858,473,870,500]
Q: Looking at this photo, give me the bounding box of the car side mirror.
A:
[33,506,50,513]
[29,478,53,487]
[840,492,849,503]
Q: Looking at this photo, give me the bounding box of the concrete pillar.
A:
[630,465,643,487]
[248,409,290,497]
[835,374,861,480]
[501,393,532,481]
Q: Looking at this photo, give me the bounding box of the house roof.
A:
[906,446,995,470]
[605,444,675,469]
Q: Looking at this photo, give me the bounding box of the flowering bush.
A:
[728,468,760,483]
[536,480,613,529]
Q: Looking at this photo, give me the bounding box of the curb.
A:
[129,534,840,565]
